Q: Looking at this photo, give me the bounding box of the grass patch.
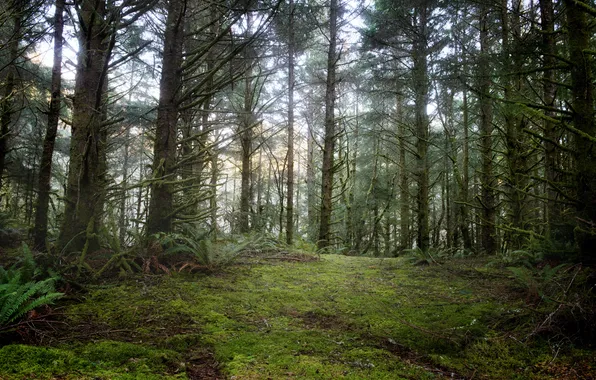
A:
[1,253,593,379]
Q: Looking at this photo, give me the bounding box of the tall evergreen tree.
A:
[317,0,339,251]
[33,0,64,250]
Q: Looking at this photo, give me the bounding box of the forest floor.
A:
[0,252,594,379]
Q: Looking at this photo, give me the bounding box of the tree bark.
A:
[317,0,338,251]
[118,128,131,245]
[478,3,497,255]
[398,96,410,251]
[540,0,561,239]
[32,0,64,250]
[306,111,317,240]
[500,0,528,249]
[239,71,255,233]
[285,0,295,245]
[413,3,430,253]
[0,0,23,202]
[460,88,472,250]
[146,0,186,236]
[210,149,218,238]
[58,0,112,254]
[564,0,596,261]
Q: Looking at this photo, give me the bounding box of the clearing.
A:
[0,253,593,379]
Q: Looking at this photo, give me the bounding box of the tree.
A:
[564,0,596,261]
[32,0,65,251]
[59,0,155,254]
[477,1,497,255]
[0,0,42,201]
[411,0,431,253]
[285,0,295,245]
[317,0,339,251]
[539,0,560,239]
[146,0,187,236]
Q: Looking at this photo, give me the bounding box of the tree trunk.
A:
[564,0,596,261]
[413,3,430,253]
[398,96,410,251]
[146,0,186,236]
[540,0,561,239]
[118,128,131,245]
[33,0,64,250]
[460,89,472,250]
[210,149,218,238]
[239,83,254,233]
[58,0,112,254]
[317,0,338,251]
[346,90,359,249]
[0,0,23,202]
[285,0,295,245]
[500,0,528,249]
[478,4,497,255]
[306,113,317,241]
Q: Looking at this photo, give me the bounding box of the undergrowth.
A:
[1,239,594,379]
[0,244,63,332]
[1,252,592,379]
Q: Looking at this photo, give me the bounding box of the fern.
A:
[0,244,64,329]
[0,278,62,325]
[403,247,438,265]
[14,243,39,281]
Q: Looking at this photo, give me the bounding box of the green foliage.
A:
[507,263,566,300]
[0,244,63,329]
[292,238,318,253]
[0,211,17,230]
[506,262,596,343]
[403,247,438,265]
[488,249,544,268]
[154,228,256,271]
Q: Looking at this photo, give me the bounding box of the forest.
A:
[0,0,595,378]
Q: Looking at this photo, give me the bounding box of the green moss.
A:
[161,334,203,351]
[1,253,593,379]
[0,344,82,378]
[0,342,183,379]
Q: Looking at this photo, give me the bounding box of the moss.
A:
[1,253,593,379]
[161,333,203,351]
[0,344,82,378]
[0,342,183,379]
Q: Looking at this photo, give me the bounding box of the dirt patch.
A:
[185,350,223,380]
[375,337,468,379]
[297,310,351,330]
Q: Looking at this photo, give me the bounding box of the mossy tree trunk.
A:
[285,0,295,245]
[317,0,338,251]
[146,0,186,236]
[460,88,473,251]
[33,0,64,251]
[413,2,430,253]
[564,0,596,262]
[239,52,256,234]
[398,96,410,251]
[477,3,497,255]
[499,0,530,250]
[539,0,561,239]
[0,0,24,203]
[58,0,113,254]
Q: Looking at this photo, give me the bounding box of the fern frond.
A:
[9,292,63,323]
[0,278,62,325]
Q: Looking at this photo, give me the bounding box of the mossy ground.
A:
[1,254,594,379]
